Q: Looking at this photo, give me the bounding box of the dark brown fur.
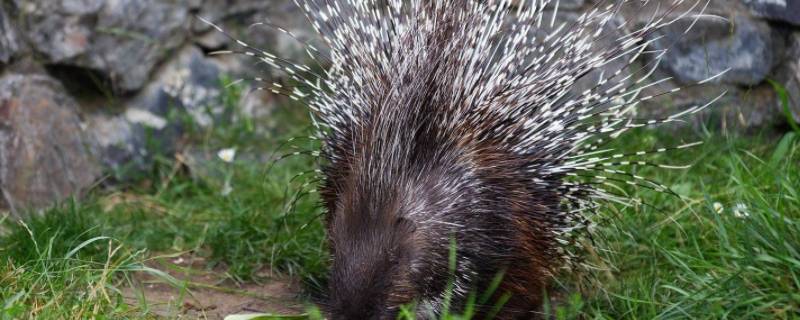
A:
[318,104,566,318]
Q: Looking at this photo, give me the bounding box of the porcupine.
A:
[205,0,724,318]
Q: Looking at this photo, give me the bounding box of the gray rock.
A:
[0,6,20,64]
[194,29,230,51]
[137,45,221,128]
[25,14,93,62]
[775,31,800,124]
[193,0,325,75]
[634,67,785,133]
[18,0,189,92]
[83,43,282,178]
[89,0,189,91]
[717,85,785,131]
[0,74,100,215]
[192,0,269,32]
[512,9,633,96]
[84,113,137,171]
[16,0,105,62]
[86,45,222,175]
[651,14,783,86]
[743,0,800,26]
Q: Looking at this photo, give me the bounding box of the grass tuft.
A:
[569,130,800,319]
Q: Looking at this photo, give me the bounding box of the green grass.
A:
[1,79,798,318]
[557,130,800,320]
[0,81,327,318]
[0,204,165,319]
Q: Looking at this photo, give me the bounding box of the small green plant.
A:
[767,79,800,133]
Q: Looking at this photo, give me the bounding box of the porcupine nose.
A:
[325,205,419,319]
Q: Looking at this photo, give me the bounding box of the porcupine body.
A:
[209,0,722,318]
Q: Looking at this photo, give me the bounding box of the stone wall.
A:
[0,0,798,215]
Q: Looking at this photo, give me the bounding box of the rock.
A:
[715,85,785,131]
[0,6,20,65]
[84,113,137,171]
[193,0,325,76]
[192,0,268,33]
[743,0,800,26]
[85,43,280,178]
[25,15,92,62]
[513,9,633,96]
[18,0,189,92]
[0,74,100,215]
[143,45,222,128]
[17,0,104,62]
[86,46,222,176]
[634,69,785,132]
[194,30,229,51]
[650,14,784,86]
[89,0,189,91]
[775,31,800,124]
[259,1,329,60]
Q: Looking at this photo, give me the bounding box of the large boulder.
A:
[606,4,792,132]
[650,14,784,86]
[742,0,800,26]
[0,74,101,215]
[16,0,189,92]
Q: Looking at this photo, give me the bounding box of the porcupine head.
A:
[208,0,721,318]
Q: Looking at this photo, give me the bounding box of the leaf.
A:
[126,265,182,288]
[770,132,796,166]
[2,291,25,310]
[766,79,800,133]
[64,236,111,259]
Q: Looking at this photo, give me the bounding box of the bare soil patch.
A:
[122,254,307,319]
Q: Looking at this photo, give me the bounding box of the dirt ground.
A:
[122,254,307,319]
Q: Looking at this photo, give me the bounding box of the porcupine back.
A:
[205,0,724,318]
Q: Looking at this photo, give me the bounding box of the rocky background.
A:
[0,0,798,216]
